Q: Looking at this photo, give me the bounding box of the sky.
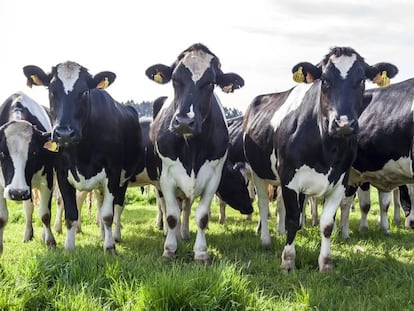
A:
[1,0,414,112]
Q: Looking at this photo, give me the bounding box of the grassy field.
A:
[1,188,414,310]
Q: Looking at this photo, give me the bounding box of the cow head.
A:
[145,43,244,137]
[0,121,50,200]
[23,62,116,147]
[292,47,398,138]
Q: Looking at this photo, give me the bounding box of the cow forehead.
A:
[178,50,214,83]
[4,122,33,153]
[56,62,82,94]
[327,53,358,79]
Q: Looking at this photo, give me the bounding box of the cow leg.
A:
[76,191,89,233]
[393,187,402,226]
[161,183,181,258]
[23,199,34,242]
[53,189,64,234]
[181,198,191,240]
[218,198,226,224]
[253,174,271,248]
[310,196,319,226]
[318,185,344,273]
[0,196,8,255]
[99,186,116,253]
[397,185,414,229]
[358,187,371,232]
[378,191,391,235]
[339,194,354,239]
[37,184,56,249]
[280,187,302,273]
[276,187,286,235]
[155,190,164,231]
[194,194,214,263]
[57,173,78,252]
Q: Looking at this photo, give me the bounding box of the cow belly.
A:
[67,169,107,191]
[350,157,414,191]
[286,165,341,197]
[161,156,226,201]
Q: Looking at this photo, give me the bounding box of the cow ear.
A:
[91,71,116,89]
[23,65,50,88]
[145,64,173,84]
[152,96,168,119]
[217,73,244,93]
[366,62,399,88]
[292,62,322,83]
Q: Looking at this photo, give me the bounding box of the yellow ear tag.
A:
[30,75,43,86]
[97,77,109,89]
[375,71,390,88]
[43,141,59,152]
[154,72,163,84]
[293,66,305,83]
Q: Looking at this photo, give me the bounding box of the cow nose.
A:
[172,115,195,135]
[8,189,31,201]
[53,126,78,145]
[333,117,356,136]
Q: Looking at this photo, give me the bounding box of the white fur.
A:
[330,54,357,79]
[57,62,81,95]
[180,50,214,83]
[286,165,334,197]
[67,168,106,191]
[271,83,313,131]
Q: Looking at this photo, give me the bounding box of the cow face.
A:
[23,62,116,147]
[145,43,244,137]
[0,121,49,200]
[292,47,398,138]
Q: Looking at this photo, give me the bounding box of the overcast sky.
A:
[1,0,413,112]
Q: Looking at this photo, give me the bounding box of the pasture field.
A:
[1,188,414,310]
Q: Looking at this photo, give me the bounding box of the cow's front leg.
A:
[378,191,391,234]
[37,183,56,249]
[0,196,8,255]
[318,185,345,273]
[23,199,34,242]
[58,174,78,252]
[162,188,181,258]
[100,186,116,254]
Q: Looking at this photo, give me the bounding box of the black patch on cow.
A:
[323,224,334,238]
[199,214,209,230]
[167,215,177,229]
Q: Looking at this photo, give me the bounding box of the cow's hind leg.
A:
[378,191,391,235]
[23,199,34,242]
[0,197,8,255]
[37,185,56,249]
[253,174,271,248]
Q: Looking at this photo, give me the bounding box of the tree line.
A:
[124,100,242,119]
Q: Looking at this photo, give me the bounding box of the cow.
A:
[0,92,56,253]
[23,62,145,253]
[243,46,397,272]
[145,43,244,261]
[339,78,414,237]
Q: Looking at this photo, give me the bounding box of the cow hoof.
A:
[405,219,414,229]
[194,251,209,264]
[54,226,62,234]
[358,226,368,234]
[181,232,191,241]
[46,240,57,250]
[114,236,122,243]
[105,246,117,255]
[319,255,333,273]
[23,229,34,242]
[162,250,176,259]
[280,261,295,274]
[261,237,272,250]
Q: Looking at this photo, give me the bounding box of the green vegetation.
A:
[1,188,414,310]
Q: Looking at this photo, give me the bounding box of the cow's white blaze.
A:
[180,50,214,83]
[271,83,313,131]
[3,122,32,198]
[330,53,357,79]
[13,92,52,131]
[57,62,81,94]
[286,165,335,197]
[187,105,195,119]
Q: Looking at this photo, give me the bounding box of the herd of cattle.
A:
[1,43,414,273]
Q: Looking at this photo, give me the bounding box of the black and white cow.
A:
[243,47,397,272]
[23,62,145,253]
[340,78,414,237]
[145,43,244,261]
[0,92,56,253]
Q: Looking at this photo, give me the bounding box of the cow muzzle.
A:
[171,115,196,136]
[53,126,80,146]
[329,116,357,137]
[5,187,30,201]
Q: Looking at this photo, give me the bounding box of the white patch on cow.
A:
[349,157,413,191]
[330,53,357,79]
[119,169,129,187]
[13,92,52,131]
[214,94,228,130]
[270,148,279,181]
[270,83,313,131]
[157,142,226,201]
[286,165,336,197]
[67,168,106,191]
[180,50,214,83]
[57,62,81,94]
[3,122,33,198]
[187,105,195,119]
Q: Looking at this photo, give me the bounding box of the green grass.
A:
[1,188,414,310]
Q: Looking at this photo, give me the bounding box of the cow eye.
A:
[321,79,331,91]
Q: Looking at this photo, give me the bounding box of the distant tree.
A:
[223,106,242,119]
[124,100,153,117]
